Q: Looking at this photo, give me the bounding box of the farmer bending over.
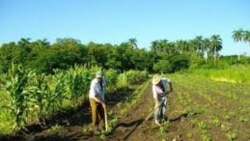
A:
[152,74,173,126]
[89,71,106,134]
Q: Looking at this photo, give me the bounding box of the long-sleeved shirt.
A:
[89,78,105,101]
[152,78,170,100]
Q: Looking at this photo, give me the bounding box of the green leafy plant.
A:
[197,121,208,131]
[226,132,237,141]
[1,64,34,130]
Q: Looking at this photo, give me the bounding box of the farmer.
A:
[152,74,173,126]
[89,71,107,134]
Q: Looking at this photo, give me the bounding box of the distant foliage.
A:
[2,35,249,74]
[168,54,191,72]
[154,54,191,73]
[124,70,148,85]
[153,60,171,73]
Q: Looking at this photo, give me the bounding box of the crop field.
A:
[0,73,250,141]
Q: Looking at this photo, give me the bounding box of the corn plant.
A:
[105,69,118,93]
[28,73,50,122]
[43,70,67,115]
[1,64,34,130]
[66,67,86,106]
[81,69,94,101]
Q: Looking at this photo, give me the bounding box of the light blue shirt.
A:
[89,78,105,101]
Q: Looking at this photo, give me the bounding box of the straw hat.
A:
[152,74,162,85]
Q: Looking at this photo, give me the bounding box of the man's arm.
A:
[93,82,106,104]
[94,95,105,103]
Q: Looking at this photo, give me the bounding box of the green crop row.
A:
[0,64,148,134]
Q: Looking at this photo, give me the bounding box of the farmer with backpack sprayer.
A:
[150,74,173,126]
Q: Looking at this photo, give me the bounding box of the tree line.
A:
[0,30,249,74]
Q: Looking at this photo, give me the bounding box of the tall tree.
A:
[210,35,222,65]
[0,42,18,72]
[176,40,189,54]
[232,28,244,60]
[128,38,138,49]
[243,30,250,45]
[150,40,161,54]
[17,38,32,63]
[194,35,204,56]
[203,38,211,63]
[50,38,84,70]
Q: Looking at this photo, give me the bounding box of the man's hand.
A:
[102,102,106,109]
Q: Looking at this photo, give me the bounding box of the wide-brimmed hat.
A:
[95,71,102,78]
[152,74,162,85]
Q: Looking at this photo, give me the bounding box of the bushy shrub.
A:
[125,70,148,85]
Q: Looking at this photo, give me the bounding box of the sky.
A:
[0,0,250,56]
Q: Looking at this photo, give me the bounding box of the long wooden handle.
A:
[145,106,160,121]
[104,106,108,132]
[145,98,165,121]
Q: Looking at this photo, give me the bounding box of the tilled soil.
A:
[0,82,190,141]
[1,79,235,141]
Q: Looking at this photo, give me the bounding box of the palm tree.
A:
[187,39,197,57]
[35,39,50,48]
[150,41,156,52]
[203,38,211,63]
[166,41,176,55]
[159,39,169,54]
[194,35,204,57]
[128,38,138,49]
[150,40,160,54]
[176,40,188,54]
[210,35,222,65]
[232,28,244,60]
[18,38,31,47]
[243,30,250,45]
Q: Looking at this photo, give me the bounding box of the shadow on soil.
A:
[169,111,203,122]
[113,118,144,140]
[0,87,134,141]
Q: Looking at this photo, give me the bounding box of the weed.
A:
[187,133,193,138]
[226,132,237,141]
[223,115,231,121]
[159,120,169,134]
[211,117,221,127]
[120,108,127,115]
[202,134,212,141]
[239,116,248,123]
[197,121,209,132]
[116,102,122,109]
[99,130,106,140]
[47,124,62,133]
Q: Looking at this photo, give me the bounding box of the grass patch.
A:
[189,65,250,84]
